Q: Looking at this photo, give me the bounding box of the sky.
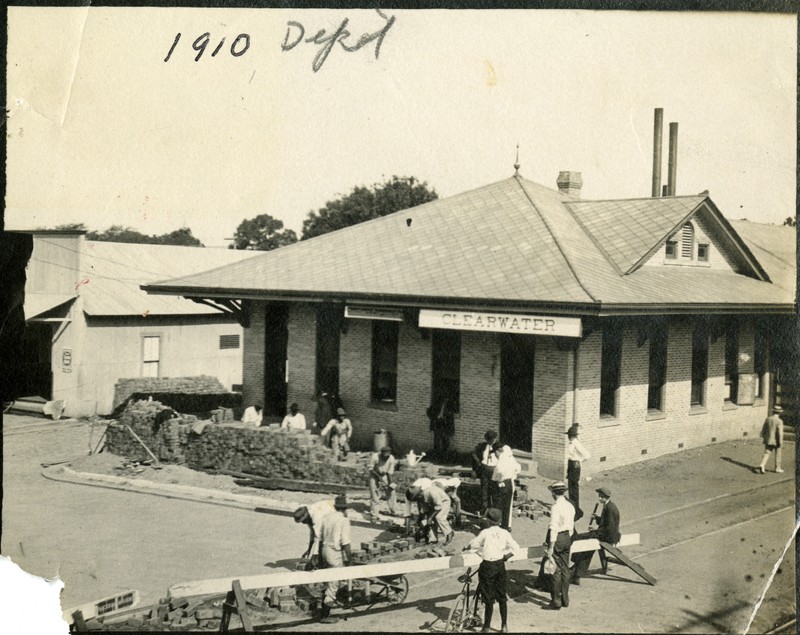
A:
[5,7,797,248]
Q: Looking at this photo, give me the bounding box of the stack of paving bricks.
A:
[112,376,226,410]
[104,400,195,464]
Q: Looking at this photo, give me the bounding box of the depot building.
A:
[144,171,795,478]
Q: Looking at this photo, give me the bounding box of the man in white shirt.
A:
[320,408,352,460]
[492,445,522,531]
[280,402,307,430]
[317,495,352,624]
[241,404,262,426]
[463,508,519,633]
[565,425,590,510]
[367,446,398,519]
[293,498,336,562]
[543,481,575,611]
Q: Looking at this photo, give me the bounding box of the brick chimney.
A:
[556,171,583,198]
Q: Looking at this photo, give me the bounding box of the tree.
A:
[87,225,204,246]
[783,217,796,227]
[301,175,438,240]
[230,214,298,251]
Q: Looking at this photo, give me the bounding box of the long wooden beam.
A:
[168,534,640,598]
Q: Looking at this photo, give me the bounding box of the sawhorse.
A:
[220,580,253,633]
[599,541,657,585]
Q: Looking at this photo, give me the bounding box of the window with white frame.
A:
[142,336,161,377]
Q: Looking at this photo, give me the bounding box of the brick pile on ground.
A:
[112,376,227,410]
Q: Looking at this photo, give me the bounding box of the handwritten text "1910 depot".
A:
[281,9,395,72]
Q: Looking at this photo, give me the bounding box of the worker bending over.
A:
[293,498,335,564]
[317,495,352,624]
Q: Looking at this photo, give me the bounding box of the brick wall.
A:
[242,304,266,410]
[532,338,571,478]
[576,316,767,475]
[242,303,769,476]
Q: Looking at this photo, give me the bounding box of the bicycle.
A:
[445,567,483,633]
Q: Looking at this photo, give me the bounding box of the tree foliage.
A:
[230,214,298,251]
[86,225,204,246]
[301,175,438,240]
[783,216,796,227]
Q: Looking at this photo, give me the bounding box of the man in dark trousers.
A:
[542,481,574,610]
[570,486,621,584]
[472,430,499,514]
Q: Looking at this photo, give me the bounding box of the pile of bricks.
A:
[515,499,543,520]
[112,376,227,410]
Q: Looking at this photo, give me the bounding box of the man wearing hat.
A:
[543,481,575,610]
[570,486,621,583]
[320,407,353,460]
[463,508,519,633]
[367,446,398,519]
[565,425,590,511]
[293,498,336,562]
[317,495,353,624]
[757,406,785,474]
[405,483,455,545]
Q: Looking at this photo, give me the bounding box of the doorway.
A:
[315,304,341,397]
[263,303,289,418]
[19,322,53,399]
[499,333,535,451]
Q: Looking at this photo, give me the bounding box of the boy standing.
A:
[463,508,519,633]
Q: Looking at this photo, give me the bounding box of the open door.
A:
[499,333,534,451]
[263,303,289,418]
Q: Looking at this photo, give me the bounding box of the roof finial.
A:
[514,144,521,176]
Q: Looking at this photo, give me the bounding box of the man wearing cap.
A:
[570,486,621,583]
[406,484,455,545]
[317,495,353,624]
[367,446,398,519]
[280,402,307,430]
[543,481,574,610]
[565,425,590,510]
[757,406,785,474]
[293,498,336,563]
[320,407,353,460]
[463,508,519,633]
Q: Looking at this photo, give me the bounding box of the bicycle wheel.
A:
[445,592,468,633]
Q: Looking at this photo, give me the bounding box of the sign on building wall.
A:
[61,348,73,373]
[418,309,582,338]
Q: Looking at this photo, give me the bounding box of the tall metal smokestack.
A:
[667,122,678,196]
[651,108,663,197]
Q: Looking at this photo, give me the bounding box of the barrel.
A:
[373,428,391,452]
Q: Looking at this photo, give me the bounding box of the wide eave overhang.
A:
[141,284,796,318]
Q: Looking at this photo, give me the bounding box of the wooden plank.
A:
[170,546,543,598]
[124,425,160,466]
[599,542,657,586]
[169,533,640,598]
[569,533,639,555]
[232,580,254,632]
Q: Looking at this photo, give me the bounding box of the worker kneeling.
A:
[318,495,352,624]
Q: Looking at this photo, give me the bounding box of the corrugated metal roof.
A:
[79,242,261,316]
[144,176,792,313]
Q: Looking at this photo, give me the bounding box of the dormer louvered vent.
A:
[681,222,694,258]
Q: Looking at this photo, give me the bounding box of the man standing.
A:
[543,481,575,610]
[367,446,398,519]
[565,425,590,511]
[427,398,455,459]
[293,498,335,563]
[280,402,307,430]
[491,445,521,532]
[313,392,334,439]
[462,508,519,633]
[570,486,621,583]
[317,495,352,624]
[757,406,785,474]
[472,430,499,514]
[320,407,353,460]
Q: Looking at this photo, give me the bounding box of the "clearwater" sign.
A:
[418,309,582,338]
